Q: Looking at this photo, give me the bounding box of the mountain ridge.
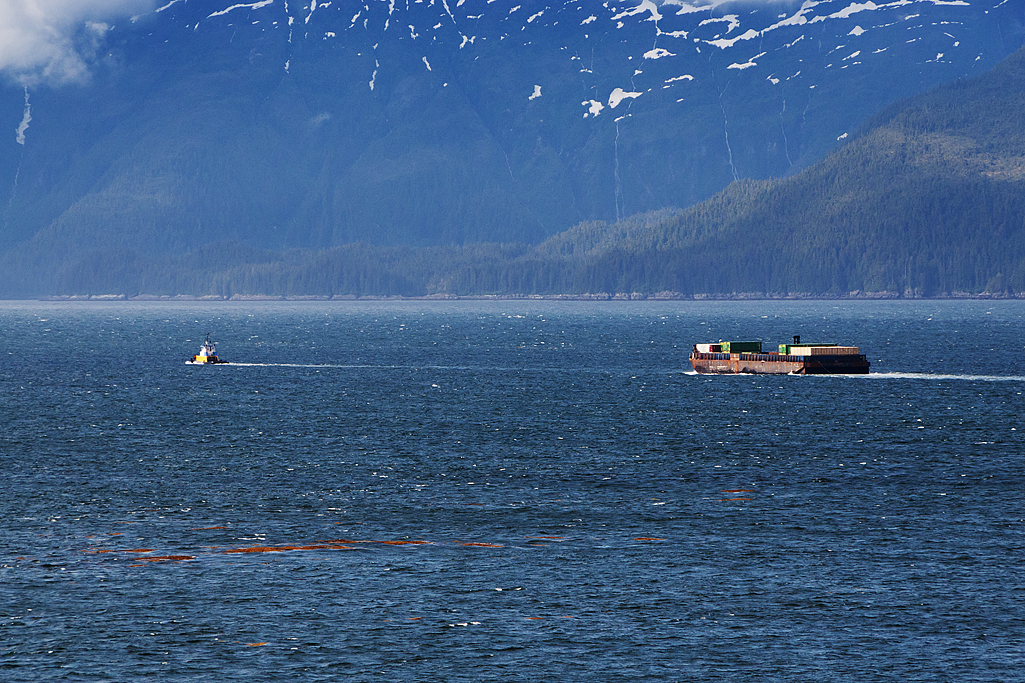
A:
[1,0,1023,296]
[4,2,1023,237]
[561,45,1025,296]
[19,41,1025,300]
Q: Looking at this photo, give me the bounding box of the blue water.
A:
[2,300,1023,682]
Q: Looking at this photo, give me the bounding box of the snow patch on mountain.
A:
[609,88,643,108]
[644,48,675,59]
[762,4,816,32]
[661,0,727,15]
[582,99,605,117]
[155,0,185,12]
[699,15,741,33]
[729,52,766,70]
[612,0,662,24]
[707,29,759,50]
[813,1,881,22]
[15,88,31,145]
[207,1,275,20]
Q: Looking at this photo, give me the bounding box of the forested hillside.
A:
[7,46,1025,299]
[579,46,1025,296]
[1,0,1024,298]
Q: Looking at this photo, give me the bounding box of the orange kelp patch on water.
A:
[720,489,755,501]
[223,543,355,554]
[634,537,666,541]
[315,539,429,546]
[83,535,512,565]
[459,542,503,548]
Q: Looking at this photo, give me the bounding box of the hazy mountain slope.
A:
[0,0,1022,292]
[567,46,1025,295]
[22,34,1025,304]
[5,41,1025,299]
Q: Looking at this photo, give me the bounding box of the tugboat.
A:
[689,336,869,375]
[187,334,228,365]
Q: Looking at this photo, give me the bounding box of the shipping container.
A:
[789,346,860,356]
[780,343,837,354]
[693,338,868,374]
[721,341,762,354]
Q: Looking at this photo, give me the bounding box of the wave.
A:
[224,362,368,368]
[683,369,1024,381]
[860,372,1025,382]
[225,365,1024,382]
[222,363,489,370]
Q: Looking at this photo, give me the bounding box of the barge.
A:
[690,336,869,375]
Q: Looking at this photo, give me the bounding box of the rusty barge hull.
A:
[690,352,870,375]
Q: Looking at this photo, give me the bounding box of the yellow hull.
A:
[189,355,226,364]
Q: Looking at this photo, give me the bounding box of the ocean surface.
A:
[1,299,1023,682]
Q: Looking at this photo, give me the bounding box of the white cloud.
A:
[0,0,156,85]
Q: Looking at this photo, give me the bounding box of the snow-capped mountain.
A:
[0,0,1022,276]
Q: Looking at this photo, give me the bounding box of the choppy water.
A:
[2,300,1023,682]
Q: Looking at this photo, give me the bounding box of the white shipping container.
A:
[790,346,860,356]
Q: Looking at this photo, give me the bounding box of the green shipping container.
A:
[722,341,762,353]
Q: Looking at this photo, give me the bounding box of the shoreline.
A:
[19,291,1025,302]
